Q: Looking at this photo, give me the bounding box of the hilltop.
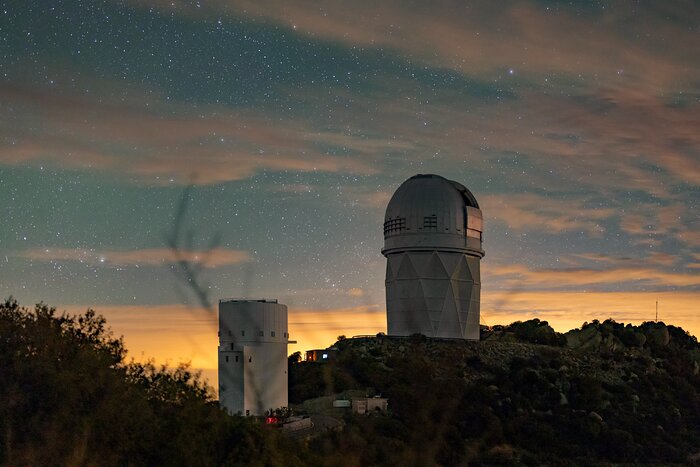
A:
[289,319,700,465]
[2,299,699,465]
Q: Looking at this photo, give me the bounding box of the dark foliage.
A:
[0,298,304,466]
[483,318,567,346]
[4,301,699,466]
[290,319,700,465]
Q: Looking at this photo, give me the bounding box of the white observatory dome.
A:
[381,174,484,340]
[382,174,484,258]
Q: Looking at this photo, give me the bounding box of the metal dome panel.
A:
[382,174,484,258]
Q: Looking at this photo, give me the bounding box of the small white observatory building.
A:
[218,299,289,416]
[382,174,484,340]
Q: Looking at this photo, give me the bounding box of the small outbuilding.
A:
[352,397,388,414]
[306,348,338,362]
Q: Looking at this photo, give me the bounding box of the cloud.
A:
[690,254,700,269]
[304,82,700,205]
[0,84,391,184]
[537,88,700,190]
[480,193,614,235]
[5,29,699,204]
[679,228,700,247]
[571,252,681,268]
[341,187,393,212]
[436,87,700,194]
[486,262,700,289]
[130,0,700,93]
[347,287,365,297]
[17,247,251,268]
[616,202,699,248]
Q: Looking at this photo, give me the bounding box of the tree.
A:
[0,298,307,466]
[288,351,302,365]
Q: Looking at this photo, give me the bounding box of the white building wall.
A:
[218,350,243,414]
[385,251,481,339]
[218,300,288,416]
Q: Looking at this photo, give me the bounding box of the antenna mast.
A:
[655,300,658,323]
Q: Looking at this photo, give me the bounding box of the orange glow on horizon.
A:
[482,290,700,338]
[61,291,698,391]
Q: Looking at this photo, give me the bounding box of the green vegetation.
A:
[3,299,699,465]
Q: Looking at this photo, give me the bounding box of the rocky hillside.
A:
[4,299,698,466]
[289,319,700,465]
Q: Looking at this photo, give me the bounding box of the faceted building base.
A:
[385,251,481,340]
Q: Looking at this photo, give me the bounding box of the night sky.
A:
[2,1,699,382]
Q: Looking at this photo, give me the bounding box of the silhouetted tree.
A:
[0,298,306,466]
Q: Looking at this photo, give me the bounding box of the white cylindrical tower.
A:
[218,299,289,416]
[381,174,484,340]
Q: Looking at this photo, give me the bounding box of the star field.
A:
[1,1,699,374]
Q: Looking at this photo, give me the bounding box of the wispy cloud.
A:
[347,287,365,297]
[417,88,700,194]
[487,262,700,289]
[481,193,614,235]
[116,0,700,198]
[299,82,700,202]
[342,187,393,212]
[571,252,682,268]
[17,247,251,267]
[0,84,393,183]
[617,202,697,248]
[130,0,700,92]
[535,88,700,190]
[690,254,700,269]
